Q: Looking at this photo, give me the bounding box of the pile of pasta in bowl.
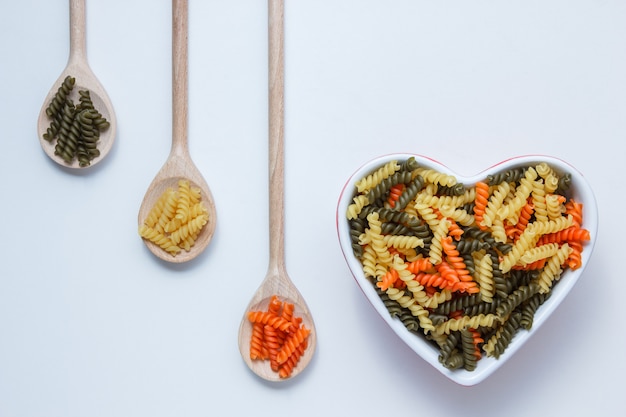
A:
[336,153,597,386]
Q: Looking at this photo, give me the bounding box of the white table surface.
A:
[1,1,624,416]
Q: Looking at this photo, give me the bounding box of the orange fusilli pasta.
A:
[246,295,311,379]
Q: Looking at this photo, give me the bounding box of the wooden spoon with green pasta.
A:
[137,0,216,263]
[37,0,116,169]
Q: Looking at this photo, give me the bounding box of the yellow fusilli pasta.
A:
[428,218,450,265]
[534,243,572,294]
[355,160,400,193]
[481,181,510,228]
[138,225,181,255]
[497,167,537,225]
[433,314,500,336]
[414,167,457,187]
[519,242,560,266]
[139,180,210,257]
[383,234,425,250]
[476,253,495,303]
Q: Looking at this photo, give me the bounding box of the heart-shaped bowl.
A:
[336,153,598,386]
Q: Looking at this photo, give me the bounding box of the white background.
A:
[1,0,624,416]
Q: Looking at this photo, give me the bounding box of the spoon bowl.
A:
[37,0,116,169]
[137,0,216,263]
[138,165,216,264]
[238,0,316,382]
[238,269,317,382]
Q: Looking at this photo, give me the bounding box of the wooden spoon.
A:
[37,0,116,169]
[137,0,216,263]
[238,0,316,381]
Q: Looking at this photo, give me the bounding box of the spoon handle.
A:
[69,0,87,63]
[172,0,189,157]
[268,0,286,274]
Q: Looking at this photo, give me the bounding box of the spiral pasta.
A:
[345,158,592,372]
[534,243,572,294]
[461,328,483,371]
[276,327,311,364]
[44,75,75,121]
[383,234,425,250]
[42,75,109,166]
[346,194,369,220]
[246,295,311,379]
[355,160,400,193]
[247,311,295,333]
[139,180,210,257]
[476,253,495,303]
[427,218,449,265]
[519,242,560,266]
[249,322,268,360]
[496,167,538,224]
[263,324,282,371]
[433,314,499,336]
[137,225,181,255]
[483,312,522,359]
[536,162,560,194]
[414,167,457,187]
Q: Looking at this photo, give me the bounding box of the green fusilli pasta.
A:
[42,76,109,166]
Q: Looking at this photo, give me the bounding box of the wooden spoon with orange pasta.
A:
[238,0,317,381]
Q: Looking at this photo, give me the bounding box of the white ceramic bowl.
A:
[336,153,598,386]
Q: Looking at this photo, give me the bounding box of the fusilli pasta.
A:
[345,158,592,372]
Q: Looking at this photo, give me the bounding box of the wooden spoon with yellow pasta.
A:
[137,0,216,263]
